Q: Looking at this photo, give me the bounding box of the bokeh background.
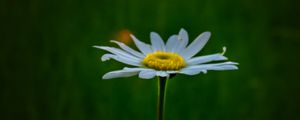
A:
[1,0,300,120]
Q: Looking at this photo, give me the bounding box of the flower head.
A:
[94,28,238,79]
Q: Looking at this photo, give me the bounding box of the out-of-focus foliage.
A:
[1,0,300,120]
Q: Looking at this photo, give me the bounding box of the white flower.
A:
[94,28,238,79]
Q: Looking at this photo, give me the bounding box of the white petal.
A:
[102,69,139,79]
[180,62,238,75]
[123,67,150,71]
[102,67,151,79]
[100,54,141,66]
[94,46,140,61]
[166,29,189,53]
[165,35,179,52]
[177,28,189,52]
[209,65,238,70]
[150,32,165,51]
[190,61,239,68]
[179,68,203,75]
[166,71,178,74]
[156,71,169,77]
[101,54,114,61]
[179,28,189,43]
[187,54,228,65]
[180,32,211,59]
[110,40,144,58]
[139,69,156,79]
[130,34,153,55]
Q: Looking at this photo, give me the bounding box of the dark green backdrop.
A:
[1,0,300,120]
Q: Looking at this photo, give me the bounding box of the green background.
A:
[1,0,300,120]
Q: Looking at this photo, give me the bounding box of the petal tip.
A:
[179,28,187,32]
[129,34,135,39]
[226,61,239,65]
[110,40,116,43]
[101,57,110,61]
[229,66,239,70]
[201,31,211,37]
[102,75,111,80]
[93,45,101,49]
[222,46,227,55]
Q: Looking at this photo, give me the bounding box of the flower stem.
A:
[157,77,168,120]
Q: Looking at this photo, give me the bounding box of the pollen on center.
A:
[142,51,186,71]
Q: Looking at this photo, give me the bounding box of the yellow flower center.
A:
[142,51,186,70]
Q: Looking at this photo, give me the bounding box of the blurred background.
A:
[1,0,300,120]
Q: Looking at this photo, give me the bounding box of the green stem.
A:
[157,77,168,120]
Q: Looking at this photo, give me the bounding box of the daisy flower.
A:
[94,28,238,79]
